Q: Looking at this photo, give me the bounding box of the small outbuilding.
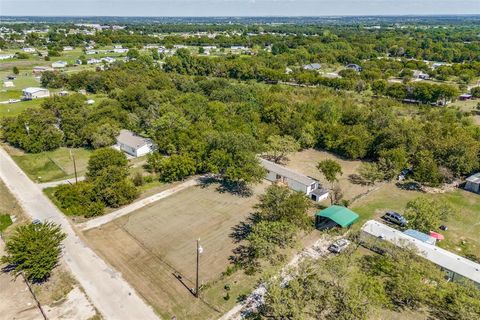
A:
[465,173,480,194]
[303,63,321,71]
[315,205,359,230]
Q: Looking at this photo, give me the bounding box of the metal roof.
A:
[316,205,359,228]
[259,158,316,186]
[22,87,48,94]
[116,129,152,149]
[466,173,480,184]
[361,220,480,285]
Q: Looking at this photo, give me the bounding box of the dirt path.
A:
[79,177,201,231]
[0,146,160,320]
[219,236,335,320]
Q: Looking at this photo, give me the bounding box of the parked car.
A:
[328,239,351,253]
[439,225,448,231]
[32,219,42,225]
[382,211,407,227]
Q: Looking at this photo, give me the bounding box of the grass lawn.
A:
[351,183,480,259]
[83,182,269,319]
[9,147,92,183]
[0,214,13,232]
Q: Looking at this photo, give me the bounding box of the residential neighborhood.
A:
[1,8,480,320]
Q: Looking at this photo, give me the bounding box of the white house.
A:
[3,81,14,88]
[22,47,35,53]
[113,48,129,54]
[22,87,50,100]
[259,158,329,202]
[63,46,74,51]
[361,220,480,287]
[116,129,155,157]
[303,63,321,71]
[87,58,101,65]
[52,61,68,68]
[85,50,97,55]
[465,173,480,194]
[0,54,15,60]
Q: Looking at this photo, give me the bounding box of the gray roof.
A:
[466,173,480,184]
[259,158,316,186]
[303,63,321,70]
[116,129,152,149]
[362,220,480,284]
[22,87,48,94]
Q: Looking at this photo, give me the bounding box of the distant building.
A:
[22,47,35,53]
[459,93,473,101]
[22,87,50,100]
[32,66,54,75]
[346,63,363,72]
[303,63,321,71]
[52,61,68,68]
[85,50,97,55]
[0,54,15,60]
[413,70,430,80]
[113,48,129,54]
[3,81,14,88]
[259,158,328,202]
[465,173,480,194]
[63,46,74,51]
[361,220,480,287]
[116,129,155,157]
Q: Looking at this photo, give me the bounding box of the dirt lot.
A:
[285,148,371,201]
[84,182,269,319]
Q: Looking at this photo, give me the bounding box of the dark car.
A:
[382,211,407,227]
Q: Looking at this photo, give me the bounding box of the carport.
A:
[315,205,359,230]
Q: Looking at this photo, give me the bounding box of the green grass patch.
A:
[352,184,480,259]
[0,99,43,118]
[0,214,13,232]
[11,147,92,183]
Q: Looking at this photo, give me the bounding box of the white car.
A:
[328,239,351,253]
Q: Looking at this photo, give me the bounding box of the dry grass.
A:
[83,182,269,319]
[285,148,372,201]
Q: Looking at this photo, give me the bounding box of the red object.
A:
[430,231,444,241]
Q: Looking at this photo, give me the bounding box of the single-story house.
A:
[32,66,54,75]
[361,220,480,287]
[459,93,473,101]
[346,63,362,72]
[22,87,50,100]
[465,173,480,194]
[113,48,129,53]
[0,54,15,60]
[315,205,359,230]
[413,70,430,80]
[85,50,97,55]
[303,63,321,71]
[52,61,68,68]
[116,129,155,157]
[22,47,35,53]
[63,46,73,51]
[259,158,328,202]
[3,81,14,88]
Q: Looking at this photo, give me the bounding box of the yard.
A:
[285,148,371,201]
[5,146,93,183]
[83,181,269,319]
[351,183,480,259]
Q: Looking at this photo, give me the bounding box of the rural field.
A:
[83,181,269,319]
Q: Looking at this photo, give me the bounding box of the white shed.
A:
[22,87,50,100]
[465,173,480,194]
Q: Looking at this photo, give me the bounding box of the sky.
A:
[1,0,479,17]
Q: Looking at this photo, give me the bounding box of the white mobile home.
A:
[259,158,328,202]
[116,129,155,157]
[361,220,480,287]
[22,87,50,100]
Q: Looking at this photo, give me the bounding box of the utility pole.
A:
[70,149,78,184]
[195,238,203,298]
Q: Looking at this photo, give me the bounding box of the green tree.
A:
[255,185,311,230]
[317,159,343,186]
[404,197,453,233]
[1,222,66,282]
[412,150,443,186]
[263,135,300,164]
[86,148,128,179]
[358,162,384,185]
[155,153,197,182]
[12,66,19,75]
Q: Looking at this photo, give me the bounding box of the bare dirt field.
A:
[285,148,372,202]
[83,181,269,319]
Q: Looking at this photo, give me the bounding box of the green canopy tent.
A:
[315,205,359,230]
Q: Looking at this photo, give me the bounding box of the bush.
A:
[54,182,105,217]
[132,172,144,186]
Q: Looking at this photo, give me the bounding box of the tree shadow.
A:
[348,174,367,186]
[229,244,259,274]
[230,215,257,243]
[395,181,423,192]
[198,175,253,198]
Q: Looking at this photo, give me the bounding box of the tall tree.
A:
[263,135,300,164]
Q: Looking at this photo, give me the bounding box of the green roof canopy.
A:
[316,205,359,228]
